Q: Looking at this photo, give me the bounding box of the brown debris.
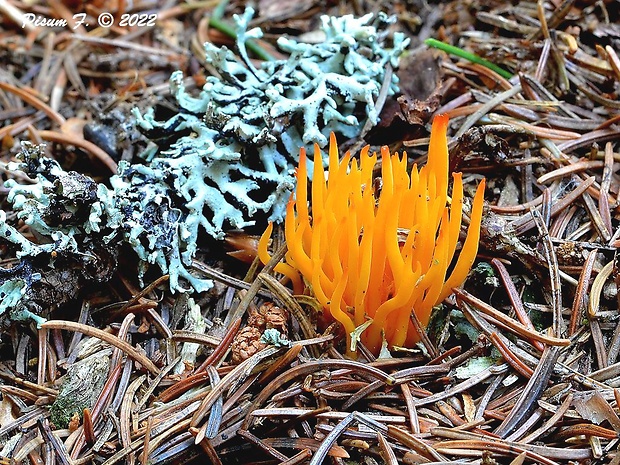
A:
[231,326,267,364]
[231,303,289,363]
[370,49,444,144]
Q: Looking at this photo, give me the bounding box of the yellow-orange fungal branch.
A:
[260,114,485,354]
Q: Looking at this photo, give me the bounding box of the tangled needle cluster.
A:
[261,115,485,354]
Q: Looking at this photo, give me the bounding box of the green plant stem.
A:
[425,38,512,80]
[211,0,229,20]
[209,0,275,61]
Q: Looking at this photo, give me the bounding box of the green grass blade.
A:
[425,38,513,80]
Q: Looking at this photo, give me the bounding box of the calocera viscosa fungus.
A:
[260,114,485,354]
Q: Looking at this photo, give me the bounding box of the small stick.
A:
[0,81,65,125]
[140,416,154,465]
[41,320,159,375]
[491,258,545,351]
[38,130,117,172]
[83,408,95,446]
[489,333,534,377]
[568,250,597,336]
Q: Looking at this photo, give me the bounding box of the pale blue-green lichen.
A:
[0,10,408,323]
[0,143,116,324]
[260,328,290,348]
[133,8,408,230]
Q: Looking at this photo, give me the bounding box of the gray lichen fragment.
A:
[260,328,290,347]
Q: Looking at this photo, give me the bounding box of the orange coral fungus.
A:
[259,114,485,354]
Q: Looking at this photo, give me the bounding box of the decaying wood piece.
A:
[49,343,111,429]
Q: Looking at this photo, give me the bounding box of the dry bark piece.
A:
[49,347,111,428]
[369,48,443,143]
